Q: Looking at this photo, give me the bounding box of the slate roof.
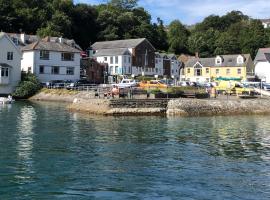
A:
[22,40,81,53]
[94,48,130,57]
[91,38,148,50]
[254,48,270,62]
[185,54,250,67]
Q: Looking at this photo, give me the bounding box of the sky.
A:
[74,0,270,25]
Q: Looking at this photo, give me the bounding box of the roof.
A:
[186,54,251,67]
[22,40,81,53]
[0,63,12,68]
[92,38,150,50]
[94,48,130,57]
[254,48,270,62]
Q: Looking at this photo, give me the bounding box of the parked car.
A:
[46,80,66,88]
[114,79,139,88]
[66,79,91,90]
[262,83,270,91]
[139,80,168,89]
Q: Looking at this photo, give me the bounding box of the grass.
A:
[41,88,79,95]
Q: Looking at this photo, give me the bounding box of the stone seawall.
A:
[167,98,270,116]
[31,90,270,116]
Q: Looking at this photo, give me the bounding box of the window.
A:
[187,68,190,73]
[128,67,131,73]
[216,69,219,74]
[66,67,74,75]
[237,68,241,75]
[39,65,44,74]
[155,59,158,64]
[1,68,9,77]
[195,69,202,76]
[156,68,158,73]
[206,68,209,73]
[40,50,49,60]
[104,57,107,61]
[115,66,119,74]
[172,69,174,74]
[110,57,113,64]
[115,56,118,64]
[51,66,59,74]
[110,66,113,74]
[7,52,13,60]
[61,53,74,61]
[226,69,230,75]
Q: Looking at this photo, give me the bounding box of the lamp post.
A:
[171,75,175,86]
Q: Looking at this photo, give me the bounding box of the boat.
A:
[0,96,14,104]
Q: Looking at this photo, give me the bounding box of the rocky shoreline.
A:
[30,90,270,116]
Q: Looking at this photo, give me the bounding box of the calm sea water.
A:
[0,101,270,200]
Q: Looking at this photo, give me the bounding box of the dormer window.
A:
[237,55,244,64]
[215,56,222,65]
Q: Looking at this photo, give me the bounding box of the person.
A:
[111,85,119,98]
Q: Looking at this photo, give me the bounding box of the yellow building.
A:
[182,54,254,82]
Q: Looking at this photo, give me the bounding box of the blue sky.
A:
[74,0,270,25]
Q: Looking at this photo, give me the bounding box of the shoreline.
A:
[30,90,270,117]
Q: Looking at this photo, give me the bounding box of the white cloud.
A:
[74,0,270,24]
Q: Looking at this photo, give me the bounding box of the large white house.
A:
[254,48,270,83]
[94,48,132,76]
[21,37,81,83]
[0,32,21,95]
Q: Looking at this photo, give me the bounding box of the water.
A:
[0,101,270,200]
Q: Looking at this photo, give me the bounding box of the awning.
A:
[0,63,12,68]
[215,77,242,81]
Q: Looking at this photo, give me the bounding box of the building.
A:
[91,38,156,77]
[254,48,270,83]
[260,19,270,29]
[94,48,132,76]
[81,58,106,84]
[21,37,81,83]
[184,54,254,82]
[0,32,21,95]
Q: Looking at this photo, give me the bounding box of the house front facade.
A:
[91,38,155,77]
[21,37,81,83]
[184,54,254,82]
[254,48,270,83]
[0,32,21,95]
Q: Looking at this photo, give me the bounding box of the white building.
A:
[94,48,132,75]
[168,54,181,80]
[154,52,164,77]
[254,48,270,83]
[0,32,21,95]
[21,37,81,83]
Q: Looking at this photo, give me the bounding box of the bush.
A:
[13,73,41,99]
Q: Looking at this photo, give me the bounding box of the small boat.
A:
[0,96,14,104]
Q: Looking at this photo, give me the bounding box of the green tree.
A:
[168,20,189,54]
[110,0,138,9]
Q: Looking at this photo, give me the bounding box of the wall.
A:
[0,35,21,94]
[255,62,270,83]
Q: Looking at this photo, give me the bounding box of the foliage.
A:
[0,1,269,58]
[13,73,41,99]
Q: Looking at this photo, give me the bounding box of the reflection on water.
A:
[15,105,36,183]
[0,101,270,199]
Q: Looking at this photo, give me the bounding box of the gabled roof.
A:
[254,48,270,62]
[22,40,81,53]
[92,38,153,50]
[186,54,251,67]
[94,48,130,57]
[0,32,22,55]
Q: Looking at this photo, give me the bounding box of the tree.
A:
[110,0,138,9]
[167,20,189,54]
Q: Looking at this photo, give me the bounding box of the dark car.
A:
[66,79,92,90]
[46,80,66,89]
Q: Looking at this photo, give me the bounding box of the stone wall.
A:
[167,98,270,116]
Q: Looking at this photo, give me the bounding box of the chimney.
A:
[20,33,26,44]
[195,52,199,58]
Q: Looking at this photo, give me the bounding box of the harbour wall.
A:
[31,90,270,116]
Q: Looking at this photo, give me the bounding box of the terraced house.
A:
[183,54,254,82]
[21,36,81,83]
